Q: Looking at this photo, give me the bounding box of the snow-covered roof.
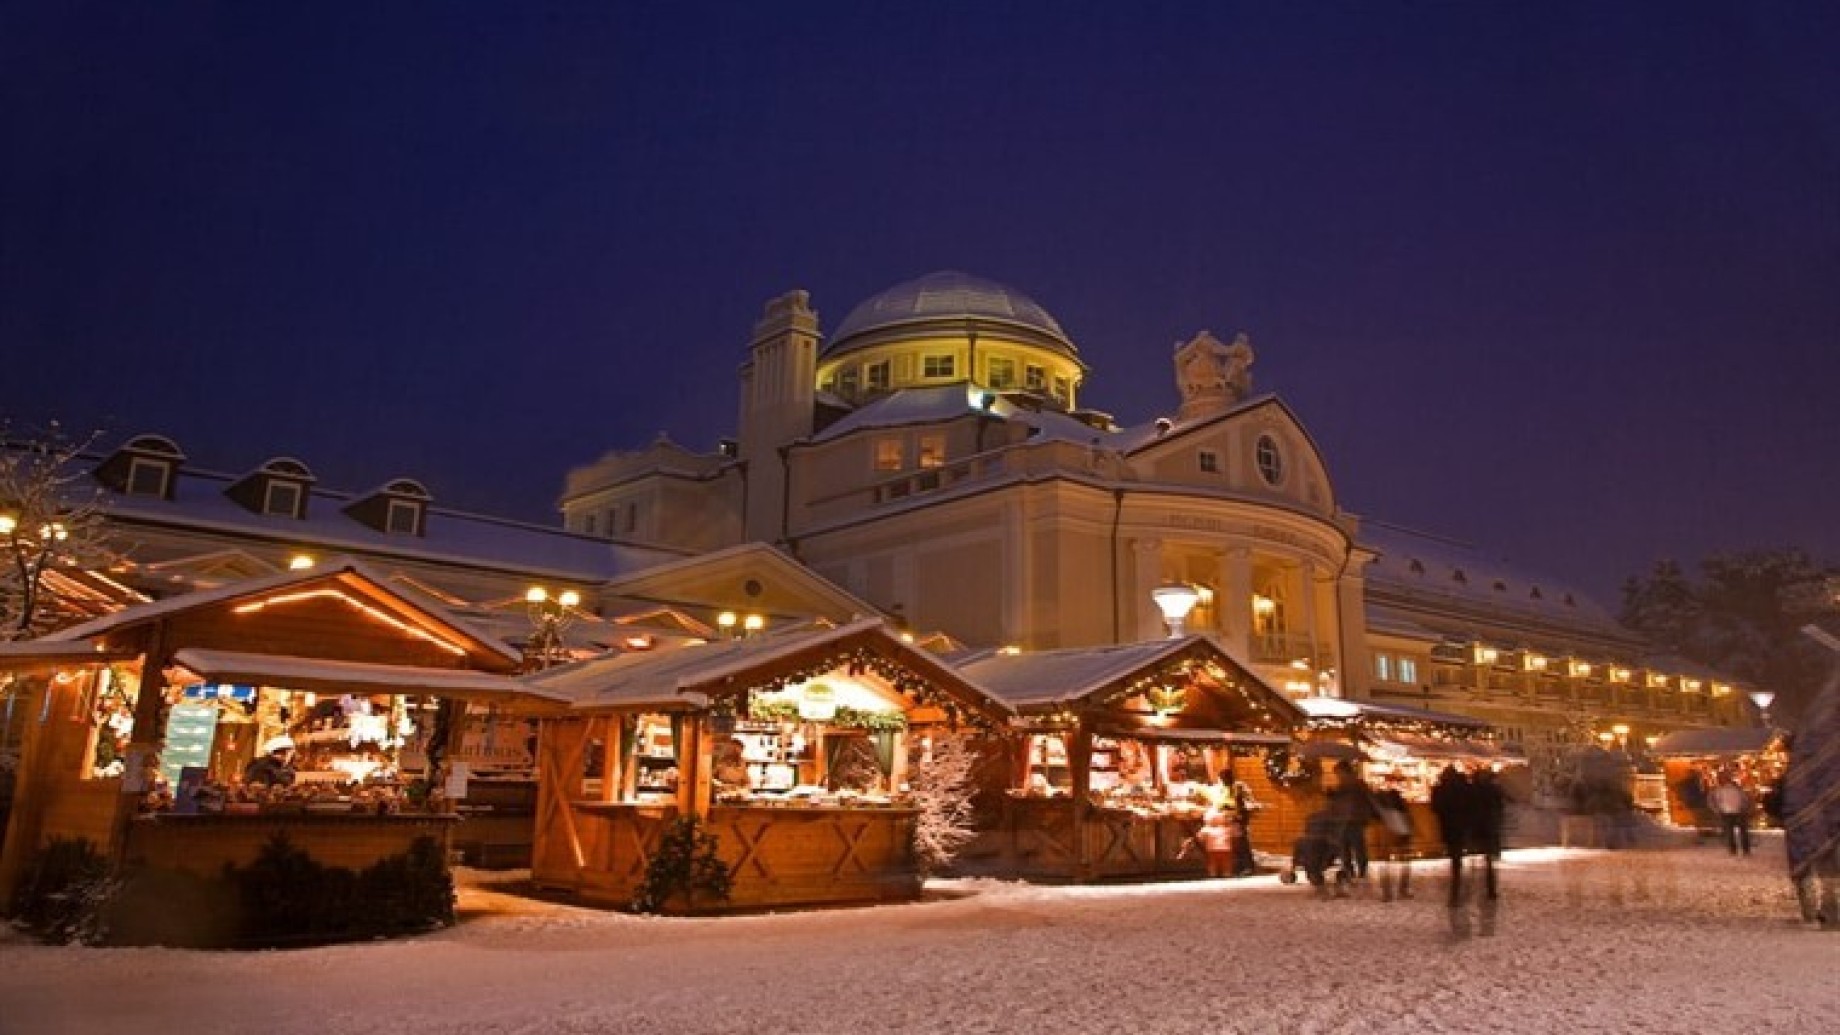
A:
[1650,726,1777,757]
[101,463,682,583]
[170,648,551,704]
[956,637,1305,727]
[1292,696,1490,730]
[40,557,523,664]
[528,618,1010,719]
[1358,520,1631,640]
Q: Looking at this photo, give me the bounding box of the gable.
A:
[1128,397,1337,518]
[600,544,881,625]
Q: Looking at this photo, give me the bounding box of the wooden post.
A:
[0,675,53,900]
[686,714,713,818]
[1069,723,1093,875]
[110,623,171,867]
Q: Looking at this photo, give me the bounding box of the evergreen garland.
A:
[632,816,733,914]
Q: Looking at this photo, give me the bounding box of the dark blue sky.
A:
[4,2,1837,604]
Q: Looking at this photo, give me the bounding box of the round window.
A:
[1255,435,1284,486]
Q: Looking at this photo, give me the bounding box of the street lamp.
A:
[1151,583,1201,638]
[524,586,581,670]
[1748,690,1775,728]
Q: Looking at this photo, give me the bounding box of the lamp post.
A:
[1151,583,1201,638]
[1748,690,1775,729]
[524,587,581,670]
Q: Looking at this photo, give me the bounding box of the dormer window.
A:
[264,480,303,517]
[341,477,429,536]
[227,457,314,519]
[126,456,171,497]
[386,499,420,535]
[96,433,185,500]
[1452,569,1468,585]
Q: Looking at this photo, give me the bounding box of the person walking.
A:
[1373,772,1416,901]
[1328,760,1376,882]
[1469,766,1506,902]
[1430,764,1473,907]
[1707,774,1752,856]
[1226,778,1260,877]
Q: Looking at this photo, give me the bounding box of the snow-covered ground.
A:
[2,840,1835,1035]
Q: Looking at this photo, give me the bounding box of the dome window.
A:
[1255,435,1284,486]
[987,357,1017,388]
[865,360,890,392]
[922,355,955,379]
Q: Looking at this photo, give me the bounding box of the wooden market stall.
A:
[525,618,1011,913]
[953,636,1306,881]
[1291,697,1523,860]
[1651,726,1784,830]
[0,560,550,921]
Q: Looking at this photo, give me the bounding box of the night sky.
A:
[4,2,1837,604]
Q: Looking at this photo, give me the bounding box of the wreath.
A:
[1263,746,1319,788]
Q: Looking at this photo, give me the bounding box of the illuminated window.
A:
[126,457,171,498]
[1374,653,1393,681]
[1198,449,1220,473]
[917,434,946,469]
[987,357,1016,388]
[263,481,302,518]
[1399,658,1418,683]
[865,361,890,391]
[1255,435,1284,485]
[874,439,904,471]
[1052,376,1071,403]
[1025,364,1046,390]
[923,355,955,378]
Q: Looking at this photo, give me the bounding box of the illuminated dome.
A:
[825,270,1078,361]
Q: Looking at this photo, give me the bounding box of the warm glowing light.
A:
[1473,645,1500,665]
[1644,735,1659,749]
[1569,660,1593,678]
[1523,653,1548,672]
[1251,593,1277,616]
[1611,724,1629,738]
[234,589,466,655]
[1710,682,1731,697]
[526,587,548,604]
[1682,678,1703,693]
[1290,658,1311,671]
[288,554,316,571]
[558,590,581,609]
[1646,672,1670,689]
[623,635,654,650]
[998,645,1022,655]
[1748,690,1774,712]
[1597,732,1615,745]
[743,614,765,633]
[302,692,318,707]
[1151,585,1201,636]
[900,632,915,643]
[0,513,15,536]
[717,612,738,630]
[1609,666,1632,683]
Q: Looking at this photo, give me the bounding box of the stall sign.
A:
[798,682,838,721]
[182,683,257,703]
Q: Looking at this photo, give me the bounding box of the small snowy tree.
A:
[908,732,979,875]
[0,421,110,639]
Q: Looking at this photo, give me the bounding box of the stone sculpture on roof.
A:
[1174,329,1255,421]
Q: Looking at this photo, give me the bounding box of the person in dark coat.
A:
[1469,766,1506,901]
[1328,760,1377,880]
[1430,764,1473,907]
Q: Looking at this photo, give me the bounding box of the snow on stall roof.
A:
[1293,695,1491,730]
[957,637,1301,722]
[39,557,523,663]
[170,648,549,702]
[102,466,681,581]
[1651,726,1778,757]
